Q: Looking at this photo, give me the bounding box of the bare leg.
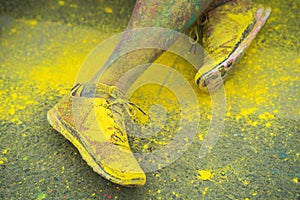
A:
[91,0,213,93]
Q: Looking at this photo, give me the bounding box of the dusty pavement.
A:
[0,0,299,199]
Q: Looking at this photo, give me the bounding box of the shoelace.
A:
[188,12,208,54]
[78,83,149,145]
[108,90,149,130]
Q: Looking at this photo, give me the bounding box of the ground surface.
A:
[0,0,299,199]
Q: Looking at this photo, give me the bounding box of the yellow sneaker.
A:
[194,0,271,91]
[47,83,146,187]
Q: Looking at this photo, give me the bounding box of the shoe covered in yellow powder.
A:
[194,0,271,91]
[47,83,146,187]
